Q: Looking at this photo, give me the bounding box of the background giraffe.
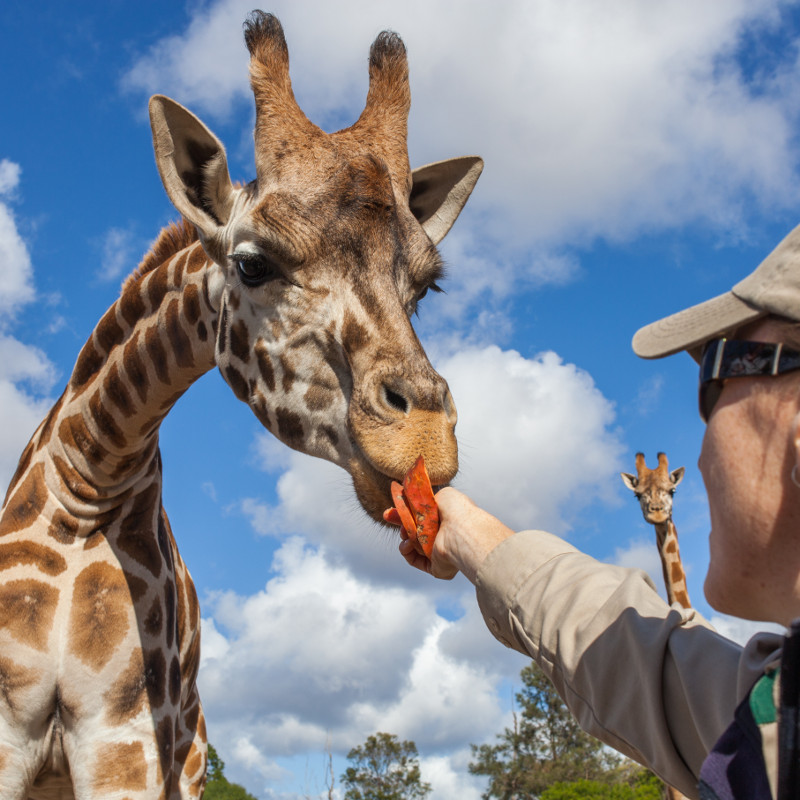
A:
[621,452,690,609]
[621,452,690,800]
[0,12,482,799]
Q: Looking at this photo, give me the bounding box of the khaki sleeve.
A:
[474,529,778,799]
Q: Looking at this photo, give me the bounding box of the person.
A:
[393,222,800,799]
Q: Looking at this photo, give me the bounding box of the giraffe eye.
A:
[230,252,279,287]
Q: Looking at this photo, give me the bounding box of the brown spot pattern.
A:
[35,392,66,454]
[276,407,304,445]
[165,297,195,369]
[145,325,169,385]
[229,319,250,363]
[0,541,67,576]
[0,656,41,715]
[47,508,79,544]
[304,383,335,412]
[223,365,249,401]
[71,339,104,390]
[184,284,201,326]
[93,741,148,794]
[88,390,126,450]
[341,312,369,354]
[95,306,125,354]
[169,656,181,706]
[58,413,108,465]
[147,267,171,311]
[52,455,99,503]
[103,363,135,418]
[144,596,163,637]
[116,484,163,578]
[3,440,34,504]
[0,579,59,651]
[123,331,149,405]
[68,562,130,671]
[255,340,276,392]
[0,462,47,536]
[279,354,296,393]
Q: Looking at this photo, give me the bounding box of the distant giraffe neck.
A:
[654,518,691,609]
[6,237,220,524]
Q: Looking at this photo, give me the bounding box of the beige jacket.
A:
[474,530,784,799]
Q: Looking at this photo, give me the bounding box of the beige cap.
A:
[633,222,800,359]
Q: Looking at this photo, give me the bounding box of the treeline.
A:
[207,661,666,799]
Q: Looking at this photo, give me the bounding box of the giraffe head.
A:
[147,12,482,521]
[620,452,685,525]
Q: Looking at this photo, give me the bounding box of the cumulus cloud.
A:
[0,159,35,318]
[123,0,800,258]
[709,614,786,646]
[0,161,57,489]
[609,537,668,602]
[94,225,149,284]
[198,538,520,797]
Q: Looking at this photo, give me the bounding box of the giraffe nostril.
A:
[383,386,409,415]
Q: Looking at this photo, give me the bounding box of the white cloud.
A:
[440,345,624,533]
[199,538,516,799]
[709,614,786,646]
[123,0,800,259]
[94,225,147,284]
[0,162,57,490]
[0,159,35,319]
[610,537,668,602]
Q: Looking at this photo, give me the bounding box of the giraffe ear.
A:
[670,467,685,487]
[410,156,483,244]
[149,95,235,238]
[620,472,638,491]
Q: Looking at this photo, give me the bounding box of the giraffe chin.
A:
[349,455,397,523]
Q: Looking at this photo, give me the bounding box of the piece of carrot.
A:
[386,455,439,558]
[390,480,416,537]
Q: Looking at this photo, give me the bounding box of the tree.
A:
[341,732,431,800]
[204,743,259,800]
[469,662,653,799]
[540,772,664,800]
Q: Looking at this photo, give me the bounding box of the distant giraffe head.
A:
[620,452,684,525]
[148,12,482,519]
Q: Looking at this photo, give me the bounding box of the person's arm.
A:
[399,488,779,798]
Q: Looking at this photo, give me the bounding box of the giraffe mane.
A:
[121,218,199,293]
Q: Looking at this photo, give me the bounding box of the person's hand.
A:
[391,487,515,583]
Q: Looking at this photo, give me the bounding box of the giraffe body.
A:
[0,13,482,799]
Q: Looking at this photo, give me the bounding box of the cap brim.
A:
[632,291,764,359]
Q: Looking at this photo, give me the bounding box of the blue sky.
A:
[2,1,799,797]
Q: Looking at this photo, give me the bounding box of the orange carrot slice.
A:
[402,456,439,557]
[390,480,416,536]
[385,455,440,558]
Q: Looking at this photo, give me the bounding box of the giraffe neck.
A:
[654,518,691,609]
[5,239,221,526]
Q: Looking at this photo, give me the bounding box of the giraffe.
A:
[0,13,483,800]
[621,452,691,800]
[621,452,689,609]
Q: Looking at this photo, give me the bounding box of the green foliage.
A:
[540,772,664,800]
[469,663,663,799]
[341,731,431,800]
[204,743,259,800]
